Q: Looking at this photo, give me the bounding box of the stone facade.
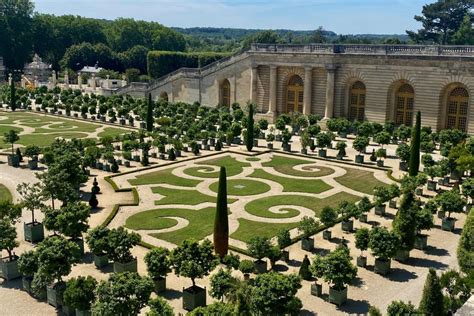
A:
[117,44,474,134]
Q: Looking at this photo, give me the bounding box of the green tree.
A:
[0,218,18,261]
[299,255,312,280]
[355,227,370,256]
[245,103,254,152]
[440,269,471,313]
[92,272,154,316]
[144,247,171,281]
[369,227,399,261]
[419,269,445,316]
[85,226,110,256]
[409,111,421,177]
[214,167,229,259]
[3,129,19,155]
[457,208,473,275]
[436,189,466,219]
[242,30,282,49]
[247,236,271,262]
[210,268,237,301]
[106,227,141,263]
[56,201,91,240]
[146,93,153,132]
[392,190,418,251]
[170,239,218,289]
[387,300,417,316]
[313,246,357,291]
[320,206,337,227]
[147,297,174,316]
[63,276,98,312]
[407,0,474,44]
[453,14,474,44]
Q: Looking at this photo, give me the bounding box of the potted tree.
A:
[18,250,40,296]
[392,191,418,262]
[267,246,282,271]
[266,127,275,149]
[425,165,441,192]
[388,184,401,209]
[85,226,110,268]
[63,276,97,316]
[276,229,291,262]
[373,186,391,216]
[314,246,357,305]
[369,227,399,275]
[336,141,347,160]
[300,130,311,155]
[4,129,20,167]
[316,132,332,158]
[17,183,45,243]
[57,201,91,257]
[396,143,410,171]
[144,247,171,293]
[238,259,255,280]
[247,236,271,274]
[298,216,319,251]
[436,189,466,232]
[461,178,474,211]
[355,228,370,267]
[309,254,324,297]
[0,201,22,281]
[339,201,357,232]
[353,136,369,163]
[357,196,372,223]
[24,145,41,170]
[170,239,218,311]
[107,227,141,273]
[414,206,434,250]
[281,129,292,152]
[320,206,337,240]
[376,148,387,167]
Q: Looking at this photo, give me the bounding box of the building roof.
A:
[80,66,103,74]
[24,54,51,70]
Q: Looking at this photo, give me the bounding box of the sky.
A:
[33,0,428,34]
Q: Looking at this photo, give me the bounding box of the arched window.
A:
[348,81,366,121]
[286,75,304,113]
[220,79,231,107]
[447,87,469,132]
[159,92,168,102]
[395,84,414,126]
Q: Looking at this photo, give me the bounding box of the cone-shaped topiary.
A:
[16,147,23,162]
[89,192,99,209]
[214,167,229,259]
[246,103,254,152]
[409,111,421,177]
[299,255,312,280]
[146,93,154,132]
[392,190,418,251]
[418,268,445,316]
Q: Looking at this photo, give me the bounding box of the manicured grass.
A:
[152,186,237,205]
[246,157,261,162]
[184,156,250,178]
[209,179,271,196]
[335,167,389,195]
[249,169,332,194]
[231,219,299,243]
[125,213,177,231]
[244,192,360,219]
[18,133,90,147]
[126,207,216,245]
[263,154,335,177]
[129,168,202,187]
[98,127,129,139]
[0,184,12,202]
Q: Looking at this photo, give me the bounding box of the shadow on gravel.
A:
[424,245,449,257]
[386,268,417,282]
[336,298,370,314]
[406,257,448,269]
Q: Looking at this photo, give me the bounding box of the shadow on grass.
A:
[406,257,448,269]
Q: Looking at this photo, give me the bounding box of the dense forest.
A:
[0,0,473,81]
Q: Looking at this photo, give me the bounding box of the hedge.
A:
[147,51,230,78]
[457,207,474,275]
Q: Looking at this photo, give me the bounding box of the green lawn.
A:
[0,184,12,202]
[245,157,261,162]
[231,219,300,243]
[244,192,360,219]
[184,156,250,178]
[249,169,331,194]
[152,186,237,205]
[209,179,271,196]
[335,167,389,195]
[129,168,202,187]
[126,207,216,245]
[263,154,335,177]
[98,127,130,139]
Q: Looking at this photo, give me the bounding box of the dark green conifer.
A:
[246,103,254,152]
[214,167,229,258]
[409,111,421,176]
[146,93,153,132]
[299,255,312,280]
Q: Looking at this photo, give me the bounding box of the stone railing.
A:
[250,43,474,57]
[114,82,148,96]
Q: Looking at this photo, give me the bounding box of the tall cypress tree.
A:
[392,190,418,253]
[409,111,421,176]
[10,78,16,112]
[146,93,153,132]
[214,166,229,259]
[246,103,254,152]
[419,269,445,316]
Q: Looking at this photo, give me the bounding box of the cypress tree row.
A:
[10,78,16,112]
[146,93,153,132]
[214,166,229,259]
[246,103,254,152]
[408,111,421,176]
[418,269,445,316]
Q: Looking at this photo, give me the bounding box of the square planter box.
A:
[356,256,367,267]
[100,117,106,122]
[133,155,140,162]
[62,305,75,316]
[254,260,267,274]
[415,188,423,196]
[281,250,290,262]
[374,258,391,275]
[441,218,455,232]
[427,180,437,191]
[140,122,146,129]
[24,222,44,243]
[310,283,323,297]
[301,237,314,251]
[341,220,353,232]
[209,139,216,146]
[93,254,109,268]
[283,144,292,152]
[301,148,308,155]
[359,213,368,223]
[394,249,410,262]
[399,161,408,171]
[318,149,327,158]
[22,276,34,294]
[329,286,348,306]
[74,113,79,118]
[377,160,384,167]
[7,154,20,167]
[414,234,428,250]
[183,286,206,311]
[389,200,397,209]
[70,238,85,258]
[120,119,126,125]
[153,277,166,293]
[113,258,138,273]
[339,132,348,138]
[355,154,364,164]
[323,230,332,240]
[151,152,157,159]
[96,162,104,170]
[47,282,66,308]
[0,257,20,281]
[336,155,344,160]
[375,204,386,216]
[124,161,131,167]
[443,177,450,186]
[28,159,38,170]
[267,143,274,150]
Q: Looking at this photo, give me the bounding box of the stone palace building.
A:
[118,44,474,134]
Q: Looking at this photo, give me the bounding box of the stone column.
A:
[324,65,336,119]
[52,71,57,87]
[250,64,258,103]
[268,65,277,114]
[91,74,97,90]
[8,73,12,86]
[78,73,82,89]
[303,66,312,115]
[64,73,69,89]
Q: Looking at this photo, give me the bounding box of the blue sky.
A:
[34,0,428,34]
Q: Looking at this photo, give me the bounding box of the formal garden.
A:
[0,84,473,315]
